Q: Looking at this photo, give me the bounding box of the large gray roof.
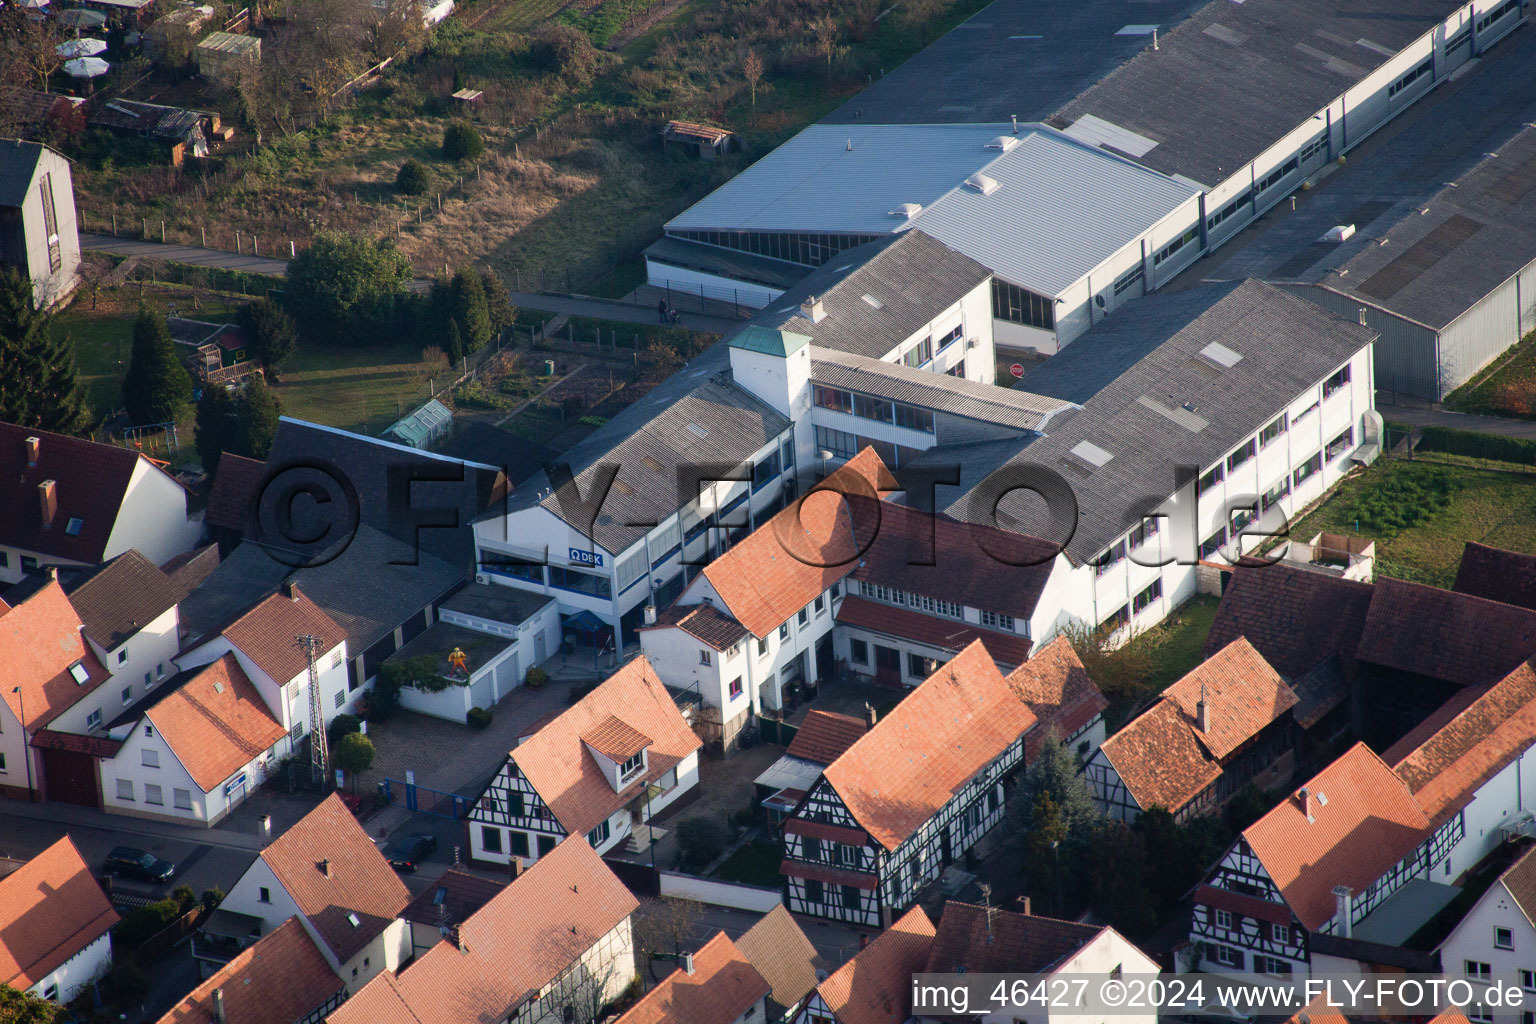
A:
[500,344,792,556]
[1053,0,1465,188]
[810,347,1069,433]
[942,280,1378,563]
[739,231,992,360]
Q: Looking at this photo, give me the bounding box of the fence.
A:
[657,871,782,911]
[133,906,205,964]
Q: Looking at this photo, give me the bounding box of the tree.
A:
[231,373,282,459]
[673,817,727,871]
[899,0,948,43]
[631,898,700,978]
[396,158,431,195]
[0,268,91,434]
[367,0,428,61]
[441,120,483,162]
[479,267,516,336]
[194,384,235,475]
[811,17,839,84]
[122,306,193,427]
[443,318,463,364]
[450,266,492,353]
[742,49,763,122]
[0,9,64,92]
[1084,821,1156,936]
[0,982,61,1024]
[332,731,375,792]
[1014,734,1099,837]
[530,23,599,85]
[239,298,297,377]
[284,232,412,346]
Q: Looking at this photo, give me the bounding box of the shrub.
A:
[114,898,184,950]
[396,158,432,195]
[172,884,197,914]
[201,887,225,912]
[328,713,362,741]
[674,817,729,872]
[1342,464,1457,537]
[524,666,548,688]
[1417,425,1536,467]
[466,706,493,729]
[530,23,599,84]
[441,121,484,161]
[333,732,376,779]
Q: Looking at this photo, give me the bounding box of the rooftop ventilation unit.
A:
[888,202,922,219]
[964,172,1000,196]
[986,135,1020,152]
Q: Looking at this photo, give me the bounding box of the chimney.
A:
[319,858,330,876]
[1018,896,1031,915]
[1152,27,1159,50]
[212,987,225,1024]
[281,579,300,601]
[1196,682,1210,733]
[24,435,39,467]
[683,952,695,975]
[1298,787,1313,822]
[845,138,852,151]
[1332,885,1353,937]
[38,480,57,529]
[1011,114,1019,135]
[454,926,468,954]
[509,856,524,880]
[800,295,826,324]
[864,702,877,729]
[48,567,59,581]
[643,604,658,626]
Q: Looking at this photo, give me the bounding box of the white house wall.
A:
[26,930,111,1004]
[104,460,203,568]
[1436,877,1536,993]
[88,605,180,700]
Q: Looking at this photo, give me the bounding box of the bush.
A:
[674,817,728,872]
[530,23,600,84]
[1418,425,1536,467]
[333,732,376,778]
[328,713,362,741]
[396,158,432,195]
[114,898,183,950]
[201,887,225,912]
[441,121,484,161]
[524,666,548,688]
[172,884,197,914]
[1343,464,1457,537]
[466,706,493,729]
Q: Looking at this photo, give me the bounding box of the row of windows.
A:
[1095,517,1161,572]
[992,278,1055,331]
[116,779,195,810]
[979,610,1015,631]
[670,228,881,269]
[481,824,559,859]
[901,336,933,368]
[812,385,935,433]
[855,580,961,619]
[1257,156,1300,194]
[1476,0,1520,34]
[1113,262,1145,297]
[1154,227,1199,267]
[801,878,863,910]
[1207,191,1253,231]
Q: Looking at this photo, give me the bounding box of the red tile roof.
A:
[30,729,123,758]
[701,450,895,638]
[0,836,119,990]
[1204,563,1374,680]
[834,594,1034,667]
[815,906,934,1024]
[155,916,343,1024]
[785,710,868,766]
[0,579,112,729]
[1356,577,1536,687]
[1241,743,1430,931]
[1004,637,1108,761]
[734,905,819,1014]
[820,640,1037,850]
[925,901,1109,974]
[1452,541,1536,612]
[1497,844,1536,927]
[399,866,507,930]
[258,794,410,965]
[205,453,265,533]
[615,931,770,1024]
[1098,700,1220,814]
[222,585,348,684]
[582,714,652,761]
[509,655,702,837]
[640,602,750,651]
[1385,659,1536,826]
[331,838,637,1024]
[0,422,154,564]
[146,654,286,792]
[1166,638,1297,759]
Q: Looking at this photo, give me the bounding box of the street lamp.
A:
[12,687,34,802]
[1049,839,1061,916]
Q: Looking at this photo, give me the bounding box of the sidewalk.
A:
[0,796,269,852]
[80,234,294,277]
[508,291,742,334]
[1379,404,1536,441]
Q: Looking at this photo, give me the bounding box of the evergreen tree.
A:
[479,267,517,336]
[122,306,193,427]
[0,267,91,433]
[238,298,298,379]
[194,384,235,475]
[1016,734,1099,836]
[450,266,492,354]
[443,318,464,365]
[284,232,412,346]
[232,373,281,460]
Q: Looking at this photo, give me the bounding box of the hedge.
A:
[1417,425,1536,467]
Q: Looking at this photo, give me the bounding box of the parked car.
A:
[105,846,176,883]
[385,832,438,872]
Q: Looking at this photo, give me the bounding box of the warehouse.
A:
[1282,124,1536,401]
[649,122,1202,353]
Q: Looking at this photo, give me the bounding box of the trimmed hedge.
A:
[467,706,492,729]
[1418,425,1536,467]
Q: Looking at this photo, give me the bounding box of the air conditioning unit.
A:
[967,337,980,350]
[476,573,489,585]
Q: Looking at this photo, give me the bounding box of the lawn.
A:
[710,840,783,888]
[271,338,452,435]
[1097,595,1220,729]
[1283,456,1536,587]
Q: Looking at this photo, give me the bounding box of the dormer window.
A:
[619,751,646,781]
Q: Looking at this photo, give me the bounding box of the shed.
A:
[195,31,260,79]
[383,398,453,449]
[662,120,735,160]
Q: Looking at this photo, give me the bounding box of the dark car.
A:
[385,832,438,872]
[105,846,176,883]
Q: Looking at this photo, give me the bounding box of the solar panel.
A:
[1356,214,1483,300]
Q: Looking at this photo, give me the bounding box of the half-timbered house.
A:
[795,906,934,1024]
[157,918,346,1024]
[1005,636,1109,765]
[1086,638,1298,822]
[613,930,769,1024]
[780,641,1037,927]
[467,656,702,867]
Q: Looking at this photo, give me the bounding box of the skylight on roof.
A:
[685,422,710,439]
[1200,341,1243,368]
[1070,440,1114,468]
[964,173,1000,196]
[65,517,83,536]
[69,660,90,685]
[347,913,361,927]
[862,294,884,309]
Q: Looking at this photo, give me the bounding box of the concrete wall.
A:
[644,259,782,309]
[657,871,782,911]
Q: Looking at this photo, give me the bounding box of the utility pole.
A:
[296,634,329,787]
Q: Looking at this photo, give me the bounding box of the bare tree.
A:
[631,898,701,980]
[367,0,428,62]
[531,920,639,1024]
[742,48,763,123]
[811,17,839,84]
[0,9,63,92]
[900,0,949,44]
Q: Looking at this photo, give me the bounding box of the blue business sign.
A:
[568,547,605,568]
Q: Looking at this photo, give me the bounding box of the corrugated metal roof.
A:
[810,346,1067,432]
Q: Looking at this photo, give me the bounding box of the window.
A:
[699,650,711,666]
[142,749,159,768]
[1261,477,1290,513]
[1095,541,1126,576]
[587,819,611,848]
[1207,191,1254,232]
[537,835,556,857]
[69,661,90,685]
[144,783,163,806]
[992,278,1055,331]
[850,639,869,665]
[1271,923,1290,943]
[21,556,38,572]
[1103,605,1129,632]
[1495,927,1514,950]
[1521,970,1534,992]
[1113,262,1145,296]
[548,566,611,599]
[1227,439,1256,472]
[1154,226,1199,267]
[121,685,133,705]
[909,653,938,678]
[1477,0,1520,30]
[1293,452,1323,487]
[1212,945,1242,968]
[980,610,1014,631]
[802,837,822,860]
[117,650,128,665]
[174,789,192,811]
[798,607,809,626]
[1323,365,1352,400]
[258,886,271,903]
[116,779,134,801]
[1257,157,1300,193]
[144,672,152,688]
[1466,961,1492,983]
[507,792,524,817]
[1469,1008,1492,1024]
[813,385,853,414]
[757,637,769,657]
[620,751,645,778]
[936,323,964,350]
[0,753,5,773]
[814,594,825,614]
[1129,518,1160,550]
[1326,427,1355,462]
[290,721,305,742]
[1200,527,1228,560]
[1257,956,1293,978]
[815,425,858,460]
[333,690,345,709]
[42,984,57,1003]
[510,831,530,858]
[779,623,790,641]
[1197,464,1224,496]
[893,403,934,433]
[1260,413,1288,448]
[1214,909,1233,930]
[39,173,61,272]
[330,650,343,669]
[804,879,824,904]
[85,708,102,730]
[728,677,743,699]
[752,451,782,492]
[900,337,932,367]
[481,826,503,854]
[944,359,966,377]
[1299,135,1328,164]
[1388,58,1433,97]
[1133,579,1162,616]
[840,884,860,910]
